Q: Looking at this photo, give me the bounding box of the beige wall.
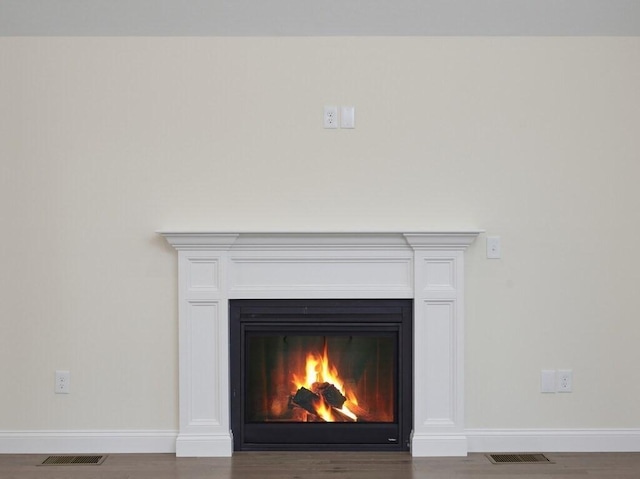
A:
[1,37,639,431]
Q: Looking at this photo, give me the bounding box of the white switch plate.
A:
[487,236,501,259]
[340,106,355,128]
[541,370,556,393]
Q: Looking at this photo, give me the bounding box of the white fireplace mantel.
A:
[160,231,480,457]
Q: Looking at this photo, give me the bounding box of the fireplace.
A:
[230,299,413,451]
[160,231,480,457]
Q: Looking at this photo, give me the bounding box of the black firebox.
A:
[230,299,413,451]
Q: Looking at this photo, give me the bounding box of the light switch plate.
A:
[541,370,556,393]
[340,106,355,128]
[487,236,501,259]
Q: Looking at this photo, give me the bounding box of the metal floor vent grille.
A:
[487,453,552,464]
[40,455,107,466]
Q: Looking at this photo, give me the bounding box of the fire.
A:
[291,342,359,422]
[315,398,334,422]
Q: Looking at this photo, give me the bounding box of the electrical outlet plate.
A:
[55,370,70,394]
[323,106,338,129]
[557,369,572,392]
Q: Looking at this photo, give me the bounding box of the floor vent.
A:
[486,453,552,464]
[39,455,107,466]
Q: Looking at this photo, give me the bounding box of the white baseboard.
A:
[175,433,233,457]
[0,430,177,454]
[466,429,640,453]
[411,433,468,456]
[2,428,639,455]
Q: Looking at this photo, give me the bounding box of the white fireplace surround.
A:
[160,231,480,457]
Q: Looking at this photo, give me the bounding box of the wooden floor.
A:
[1,452,640,479]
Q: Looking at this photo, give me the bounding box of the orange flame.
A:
[292,342,359,422]
[315,398,335,422]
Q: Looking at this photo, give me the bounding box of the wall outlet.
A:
[55,370,70,394]
[557,369,573,392]
[323,106,338,129]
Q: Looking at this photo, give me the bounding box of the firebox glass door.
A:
[245,334,396,424]
[230,299,412,451]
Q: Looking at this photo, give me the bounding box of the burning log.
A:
[291,406,310,422]
[331,408,357,422]
[290,382,352,422]
[291,387,321,415]
[344,402,368,418]
[291,383,347,413]
[311,382,346,409]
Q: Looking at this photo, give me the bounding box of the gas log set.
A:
[291,383,352,421]
[288,344,363,422]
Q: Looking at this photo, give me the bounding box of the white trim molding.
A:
[467,429,640,453]
[0,430,178,454]
[161,231,481,457]
[4,428,639,454]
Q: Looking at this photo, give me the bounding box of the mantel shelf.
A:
[159,231,483,250]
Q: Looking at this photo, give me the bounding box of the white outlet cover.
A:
[557,369,573,392]
[55,370,70,394]
[323,106,338,129]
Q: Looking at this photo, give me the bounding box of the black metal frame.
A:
[230,299,413,451]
